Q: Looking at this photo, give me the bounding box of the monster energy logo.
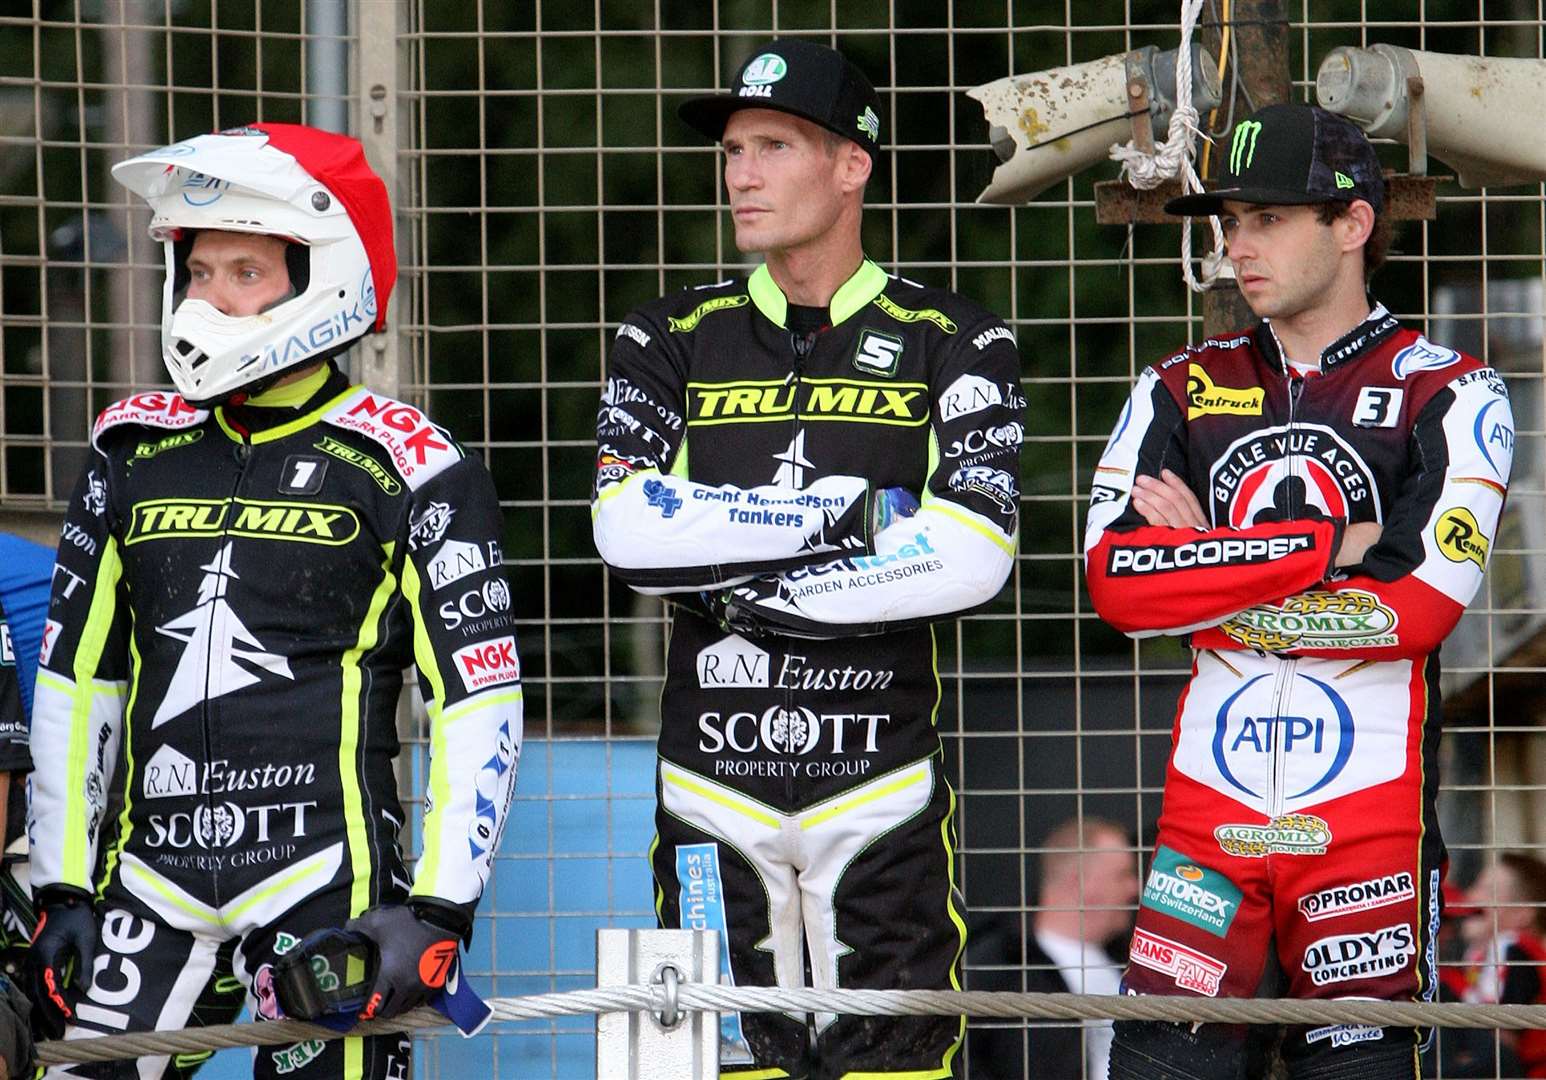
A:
[1229,121,1262,173]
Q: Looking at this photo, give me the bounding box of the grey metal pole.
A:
[306,0,350,134]
[1200,0,1290,339]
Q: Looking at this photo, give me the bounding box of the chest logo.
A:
[1187,365,1265,420]
[152,542,294,729]
[1209,423,1378,528]
[687,378,927,427]
[126,499,360,546]
[852,330,903,377]
[1211,672,1354,803]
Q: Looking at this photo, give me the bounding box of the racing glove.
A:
[871,485,920,535]
[345,901,468,1021]
[28,886,96,1039]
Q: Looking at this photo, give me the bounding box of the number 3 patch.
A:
[279,455,329,495]
[1352,387,1403,428]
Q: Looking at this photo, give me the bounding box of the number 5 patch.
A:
[853,330,904,377]
[1352,386,1403,428]
[279,455,329,495]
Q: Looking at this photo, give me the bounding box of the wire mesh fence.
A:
[1,1,1543,1077]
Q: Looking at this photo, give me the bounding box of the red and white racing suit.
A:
[1084,308,1513,1036]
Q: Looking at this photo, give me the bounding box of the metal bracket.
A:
[596,929,720,1079]
[1124,51,1156,157]
[1405,74,1427,177]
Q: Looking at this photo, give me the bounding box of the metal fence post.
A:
[352,0,405,401]
[596,928,721,1080]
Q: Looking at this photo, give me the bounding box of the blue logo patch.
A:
[181,172,227,207]
[466,717,516,861]
[360,266,377,321]
[1391,340,1459,380]
[1212,673,1354,801]
[1472,396,1513,479]
[644,478,682,517]
[676,843,754,1064]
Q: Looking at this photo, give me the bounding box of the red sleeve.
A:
[1083,366,1341,637]
[1087,519,1341,636]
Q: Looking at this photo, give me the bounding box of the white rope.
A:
[37,986,1546,1066]
[1108,0,1228,292]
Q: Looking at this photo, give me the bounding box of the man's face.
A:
[1073,829,1142,944]
[1461,864,1532,945]
[721,109,853,256]
[183,230,293,317]
[1219,201,1342,321]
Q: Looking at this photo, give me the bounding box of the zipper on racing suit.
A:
[1285,373,1306,517]
[1265,657,1298,817]
[200,430,253,906]
[783,327,811,806]
[1266,370,1307,817]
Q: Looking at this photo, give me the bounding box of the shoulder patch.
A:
[1391,336,1461,380]
[321,387,463,490]
[872,294,957,333]
[668,294,748,333]
[615,322,652,350]
[92,391,208,448]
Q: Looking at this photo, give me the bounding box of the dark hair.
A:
[1499,852,1546,932]
[1316,200,1393,281]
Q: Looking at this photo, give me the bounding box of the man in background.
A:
[968,817,1139,1079]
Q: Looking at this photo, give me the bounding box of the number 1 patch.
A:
[1352,386,1403,428]
[279,455,328,495]
[853,329,904,377]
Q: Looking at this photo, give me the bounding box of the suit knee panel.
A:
[1109,1020,1252,1080]
[1287,1039,1419,1080]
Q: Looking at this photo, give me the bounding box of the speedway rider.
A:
[1085,104,1514,1079]
[592,39,1022,1080]
[27,124,520,1078]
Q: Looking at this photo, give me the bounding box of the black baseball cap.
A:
[1166,103,1384,216]
[678,39,883,162]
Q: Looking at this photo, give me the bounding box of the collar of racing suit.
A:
[1254,301,1402,376]
[216,363,351,440]
[747,257,888,329]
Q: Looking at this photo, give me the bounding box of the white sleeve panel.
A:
[27,673,127,890]
[1411,368,1514,606]
[592,467,870,580]
[412,685,523,905]
[725,498,1016,633]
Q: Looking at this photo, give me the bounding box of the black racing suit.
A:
[28,367,522,1079]
[593,259,1022,1079]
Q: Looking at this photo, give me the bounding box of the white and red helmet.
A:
[111,123,396,405]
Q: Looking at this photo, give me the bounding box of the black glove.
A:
[28,887,96,1039]
[345,902,466,1021]
[0,974,34,1076]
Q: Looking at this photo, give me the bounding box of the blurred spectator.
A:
[1462,853,1546,1076]
[1031,818,1141,1079]
[969,817,1139,1079]
[1428,852,1546,1078]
